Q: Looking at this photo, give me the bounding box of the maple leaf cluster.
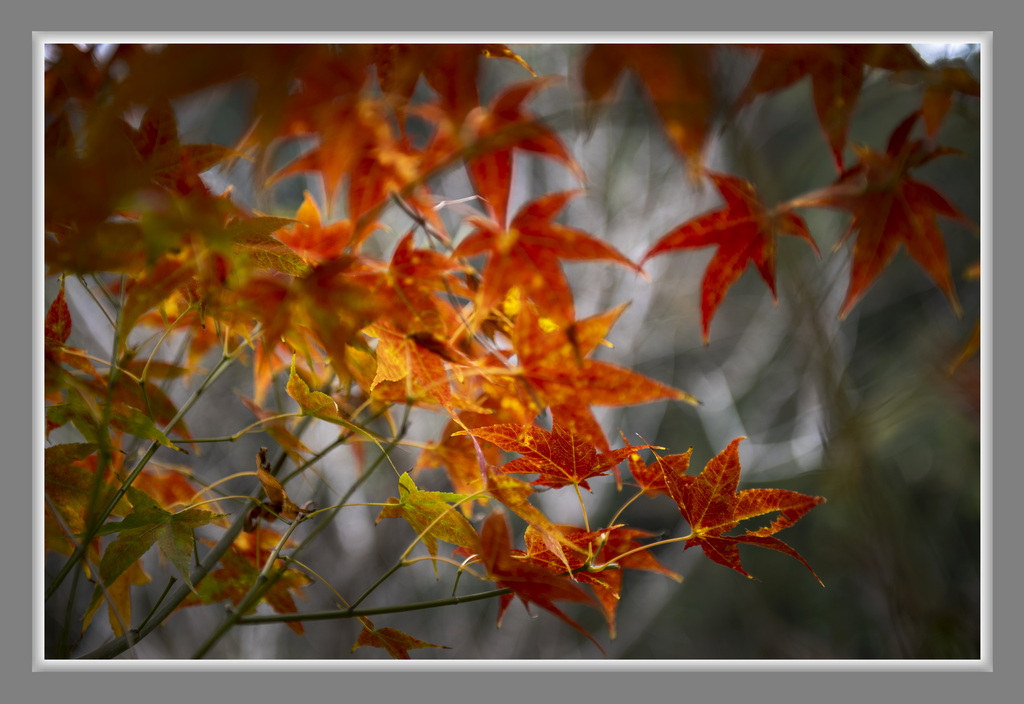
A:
[42,41,977,659]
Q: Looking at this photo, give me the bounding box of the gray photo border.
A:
[9,1,1017,702]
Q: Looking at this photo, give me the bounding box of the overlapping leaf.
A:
[509,302,697,453]
[582,44,717,174]
[461,77,583,229]
[626,446,693,498]
[661,437,826,583]
[454,190,637,328]
[44,387,184,452]
[469,511,605,654]
[643,171,819,342]
[734,44,926,169]
[457,423,644,491]
[480,468,573,574]
[92,486,224,589]
[180,530,313,635]
[374,43,535,128]
[44,443,130,556]
[274,191,356,263]
[523,524,680,638]
[376,472,480,574]
[790,111,972,318]
[127,98,240,196]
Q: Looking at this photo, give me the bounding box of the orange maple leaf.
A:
[269,94,410,244]
[790,111,972,319]
[509,302,697,455]
[523,524,680,638]
[374,44,535,128]
[275,191,357,263]
[661,437,826,584]
[734,44,926,170]
[643,170,819,343]
[582,44,717,175]
[470,511,606,655]
[352,617,450,659]
[461,77,584,230]
[454,190,640,331]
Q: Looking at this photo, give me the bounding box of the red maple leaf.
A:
[643,171,819,343]
[456,423,647,491]
[352,617,450,659]
[523,524,680,638]
[626,445,693,498]
[469,511,605,654]
[790,111,972,319]
[734,44,926,170]
[661,437,826,584]
[919,63,981,138]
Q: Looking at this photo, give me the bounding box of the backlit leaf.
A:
[791,111,971,318]
[468,511,605,654]
[643,171,819,342]
[96,486,224,588]
[457,423,645,491]
[352,617,450,659]
[661,437,826,584]
[735,44,926,170]
[454,190,639,329]
[376,473,480,575]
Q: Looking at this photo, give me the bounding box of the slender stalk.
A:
[606,488,645,527]
[574,483,591,532]
[135,577,177,633]
[190,513,305,659]
[588,534,693,574]
[54,568,82,659]
[166,413,300,444]
[237,587,514,625]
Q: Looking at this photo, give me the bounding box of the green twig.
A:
[237,587,514,625]
[190,511,305,659]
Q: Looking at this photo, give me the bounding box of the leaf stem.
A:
[588,533,693,574]
[607,488,645,527]
[574,483,591,532]
[135,577,177,633]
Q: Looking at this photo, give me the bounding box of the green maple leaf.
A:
[376,472,480,575]
[93,486,224,589]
